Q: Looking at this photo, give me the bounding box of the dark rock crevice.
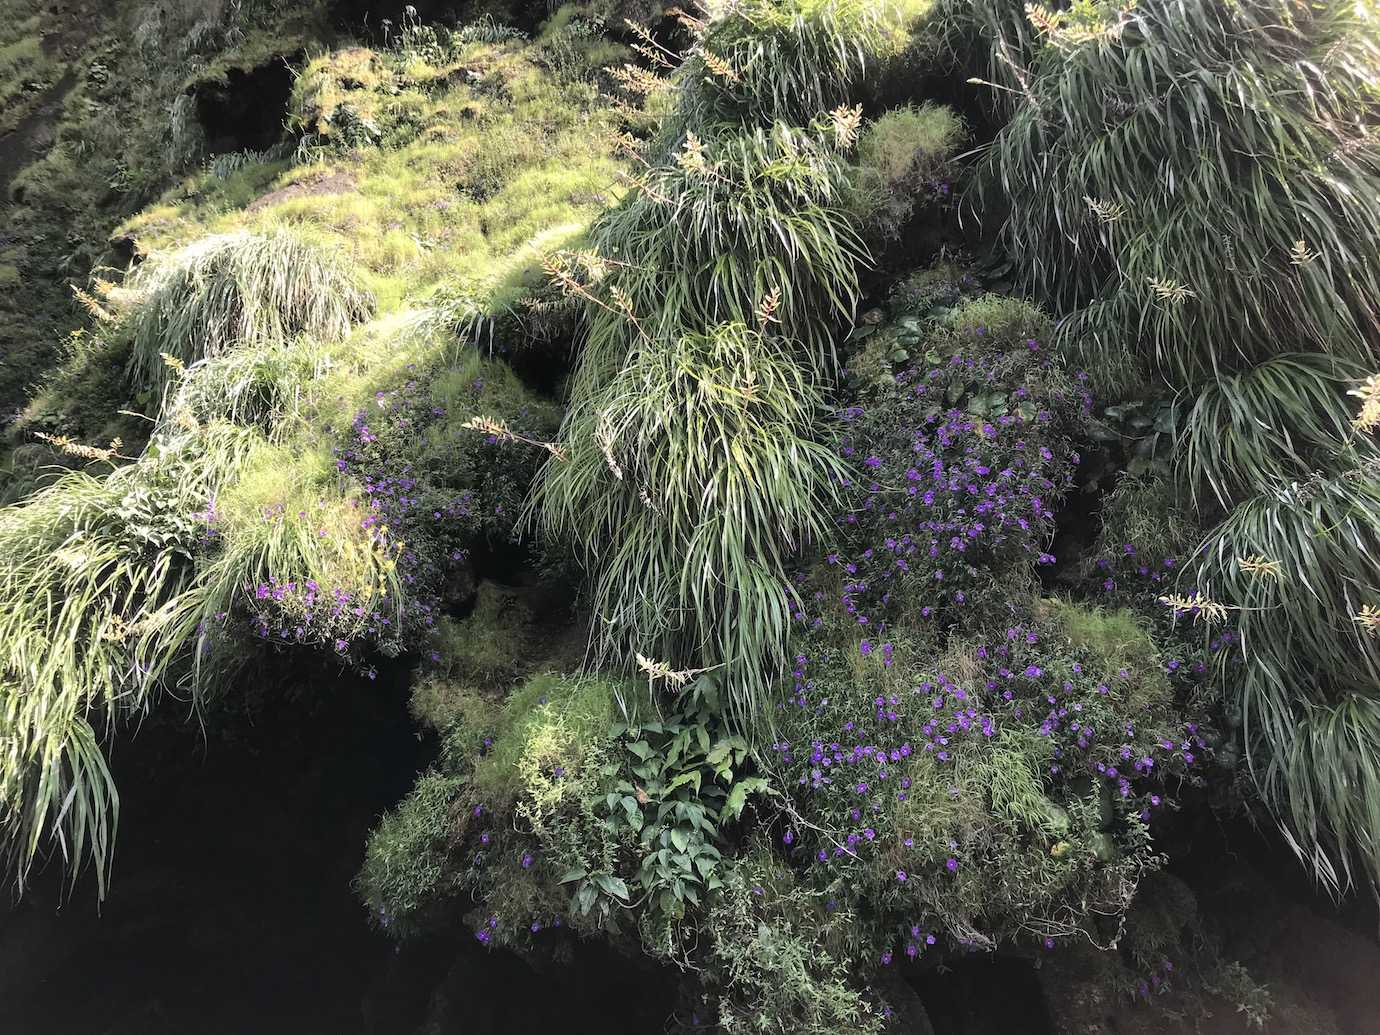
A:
[193,57,296,156]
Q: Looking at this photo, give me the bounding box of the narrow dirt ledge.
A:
[0,70,77,199]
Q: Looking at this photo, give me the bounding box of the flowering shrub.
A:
[765,597,1211,959]
[802,294,1091,638]
[331,355,560,634]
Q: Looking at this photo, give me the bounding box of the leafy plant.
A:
[571,676,768,929]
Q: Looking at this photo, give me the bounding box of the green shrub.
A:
[819,294,1087,636]
[357,771,466,936]
[853,102,964,236]
[697,851,885,1035]
[765,596,1207,954]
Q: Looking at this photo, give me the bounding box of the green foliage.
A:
[540,322,847,721]
[123,230,375,394]
[1089,472,1198,576]
[1191,470,1380,891]
[853,102,964,236]
[0,419,253,895]
[356,771,466,936]
[577,121,869,367]
[696,851,885,1035]
[538,0,953,723]
[676,0,901,134]
[765,599,1197,953]
[577,677,768,943]
[971,0,1380,391]
[425,586,533,689]
[0,12,632,899]
[1176,354,1374,510]
[823,292,1087,634]
[967,0,1380,897]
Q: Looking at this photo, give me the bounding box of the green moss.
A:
[1039,598,1159,671]
[469,672,624,807]
[429,584,534,688]
[356,770,466,934]
[857,102,962,187]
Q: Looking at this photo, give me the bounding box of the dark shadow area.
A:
[194,58,296,156]
[0,652,664,1033]
[914,953,1054,1034]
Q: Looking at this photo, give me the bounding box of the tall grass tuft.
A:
[966,0,1380,892]
[1176,355,1375,509]
[123,230,375,395]
[537,0,902,722]
[0,420,256,896]
[1191,469,1380,890]
[539,323,846,720]
[968,0,1380,390]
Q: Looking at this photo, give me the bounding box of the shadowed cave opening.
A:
[193,58,295,156]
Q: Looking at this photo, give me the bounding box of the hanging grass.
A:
[965,0,1380,893]
[574,120,869,381]
[1190,468,1380,890]
[1175,354,1375,510]
[968,0,1380,391]
[539,322,846,722]
[123,229,375,395]
[671,0,897,136]
[0,420,256,896]
[0,408,403,895]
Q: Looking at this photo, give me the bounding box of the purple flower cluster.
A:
[799,343,1085,636]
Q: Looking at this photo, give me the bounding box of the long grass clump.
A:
[0,403,402,895]
[123,229,375,394]
[536,0,908,722]
[1176,354,1374,509]
[968,0,1380,391]
[1191,469,1380,890]
[540,322,846,719]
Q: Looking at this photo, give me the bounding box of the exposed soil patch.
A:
[0,70,75,197]
[248,170,358,212]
